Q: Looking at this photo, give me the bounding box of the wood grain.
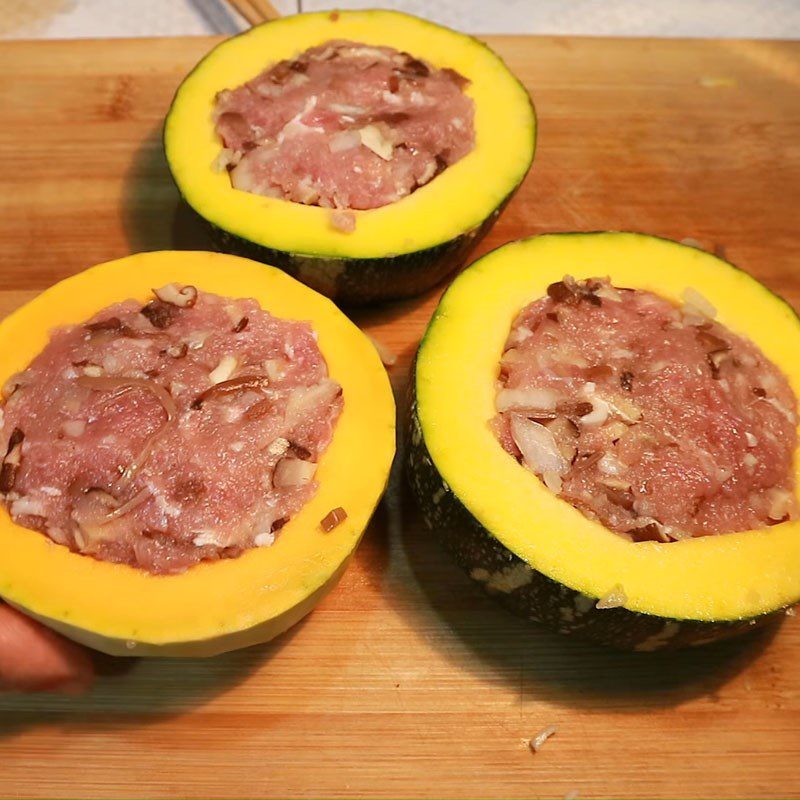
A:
[1,34,799,799]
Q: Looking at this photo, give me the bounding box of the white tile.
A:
[3,0,799,40]
[300,0,800,38]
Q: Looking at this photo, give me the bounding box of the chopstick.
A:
[226,0,282,26]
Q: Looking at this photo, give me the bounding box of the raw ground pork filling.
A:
[493,276,798,541]
[0,285,343,574]
[213,39,475,222]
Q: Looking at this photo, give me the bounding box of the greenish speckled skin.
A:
[406,393,782,651]
[203,197,509,306]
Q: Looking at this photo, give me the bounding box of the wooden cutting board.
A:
[1,33,799,800]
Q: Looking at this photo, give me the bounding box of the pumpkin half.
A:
[164,9,536,305]
[408,232,800,650]
[0,251,395,657]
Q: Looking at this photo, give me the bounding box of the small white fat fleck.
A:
[10,497,47,517]
[381,89,403,105]
[187,330,212,350]
[83,365,104,377]
[358,124,394,160]
[786,607,797,617]
[193,531,223,547]
[39,486,62,497]
[125,640,137,650]
[529,725,558,753]
[221,406,243,424]
[254,531,275,547]
[152,488,181,519]
[716,468,733,484]
[745,432,758,448]
[230,441,245,453]
[209,355,237,384]
[267,437,290,457]
[61,367,79,380]
[743,452,758,469]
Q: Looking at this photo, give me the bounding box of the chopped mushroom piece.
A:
[0,428,24,494]
[321,506,347,532]
[153,283,198,309]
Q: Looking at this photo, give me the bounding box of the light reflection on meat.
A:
[0,286,342,574]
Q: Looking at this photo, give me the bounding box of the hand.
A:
[0,603,94,694]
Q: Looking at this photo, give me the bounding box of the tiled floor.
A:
[4,0,800,39]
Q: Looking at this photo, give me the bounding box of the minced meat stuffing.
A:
[0,285,343,574]
[213,39,475,215]
[493,276,798,541]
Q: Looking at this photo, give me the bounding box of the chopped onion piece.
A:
[274,457,317,488]
[286,379,342,425]
[766,487,794,521]
[330,209,356,233]
[209,355,238,384]
[510,415,569,476]
[267,437,290,457]
[366,334,398,367]
[359,124,394,160]
[681,287,717,320]
[254,531,275,547]
[542,471,563,494]
[578,397,610,427]
[529,725,558,753]
[598,454,625,476]
[264,359,288,381]
[10,496,46,518]
[497,387,558,414]
[328,128,361,152]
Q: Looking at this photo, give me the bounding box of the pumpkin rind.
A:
[408,232,800,650]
